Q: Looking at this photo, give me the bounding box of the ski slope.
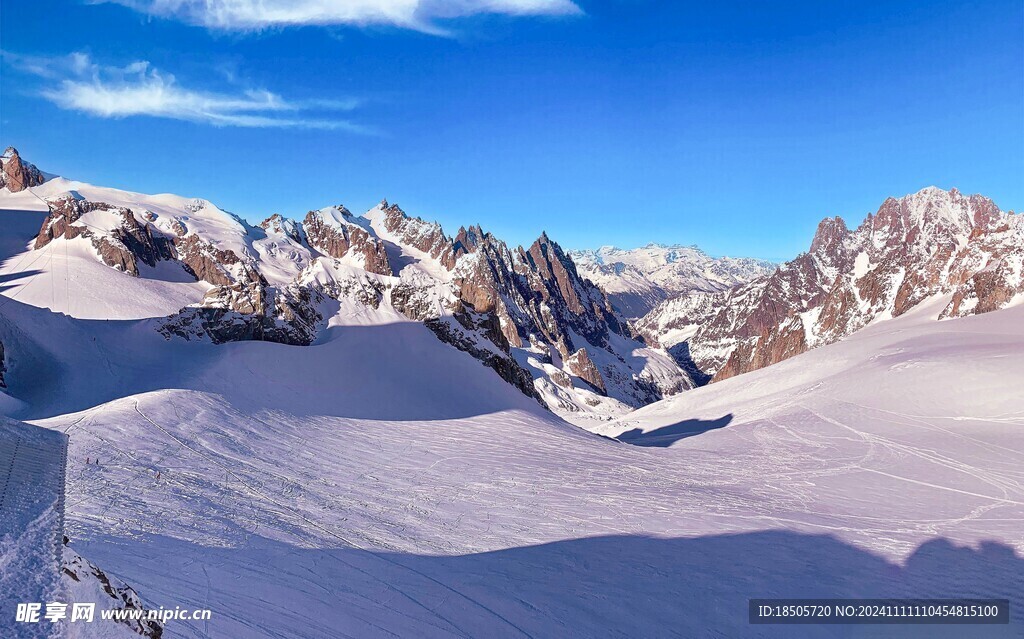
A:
[6,297,1018,637]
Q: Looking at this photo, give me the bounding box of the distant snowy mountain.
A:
[637,187,1024,382]
[569,244,774,318]
[0,149,691,421]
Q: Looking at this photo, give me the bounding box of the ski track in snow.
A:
[31,348,1024,638]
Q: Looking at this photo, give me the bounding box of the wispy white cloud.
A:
[2,51,369,131]
[110,0,582,33]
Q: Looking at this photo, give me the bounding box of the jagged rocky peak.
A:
[0,147,46,192]
[375,200,460,269]
[374,210,690,411]
[809,216,849,255]
[650,185,1023,386]
[2,158,689,414]
[523,231,605,322]
[453,224,486,256]
[866,187,1001,250]
[303,205,392,276]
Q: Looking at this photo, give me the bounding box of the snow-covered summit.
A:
[0,147,46,193]
[637,186,1024,383]
[569,243,774,318]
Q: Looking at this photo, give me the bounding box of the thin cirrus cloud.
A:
[2,51,368,131]
[110,0,582,33]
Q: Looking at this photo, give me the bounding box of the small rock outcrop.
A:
[565,348,607,395]
[63,546,162,638]
[161,274,323,346]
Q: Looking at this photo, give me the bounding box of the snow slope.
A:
[0,417,65,639]
[598,297,1024,553]
[8,295,1021,638]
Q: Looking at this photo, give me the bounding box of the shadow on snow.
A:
[617,414,733,446]
[73,530,1024,639]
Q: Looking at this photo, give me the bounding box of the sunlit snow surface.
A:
[0,198,1022,636]
[1,297,1015,637]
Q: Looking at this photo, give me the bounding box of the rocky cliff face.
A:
[370,203,693,413]
[376,201,461,269]
[302,206,392,276]
[35,195,177,276]
[939,215,1024,318]
[160,280,324,346]
[642,187,1023,383]
[450,229,625,357]
[0,147,45,192]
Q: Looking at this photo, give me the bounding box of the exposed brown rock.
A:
[668,187,1022,384]
[815,276,863,344]
[377,202,458,269]
[161,279,323,346]
[549,369,573,388]
[303,207,392,276]
[714,317,808,382]
[35,195,176,276]
[809,216,852,268]
[0,147,45,192]
[522,232,588,316]
[453,224,485,258]
[172,235,243,286]
[566,348,607,395]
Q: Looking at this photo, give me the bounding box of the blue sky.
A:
[2,0,1021,261]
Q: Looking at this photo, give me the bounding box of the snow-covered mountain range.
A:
[636,187,1024,382]
[569,244,774,318]
[0,148,689,421]
[2,147,1023,637]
